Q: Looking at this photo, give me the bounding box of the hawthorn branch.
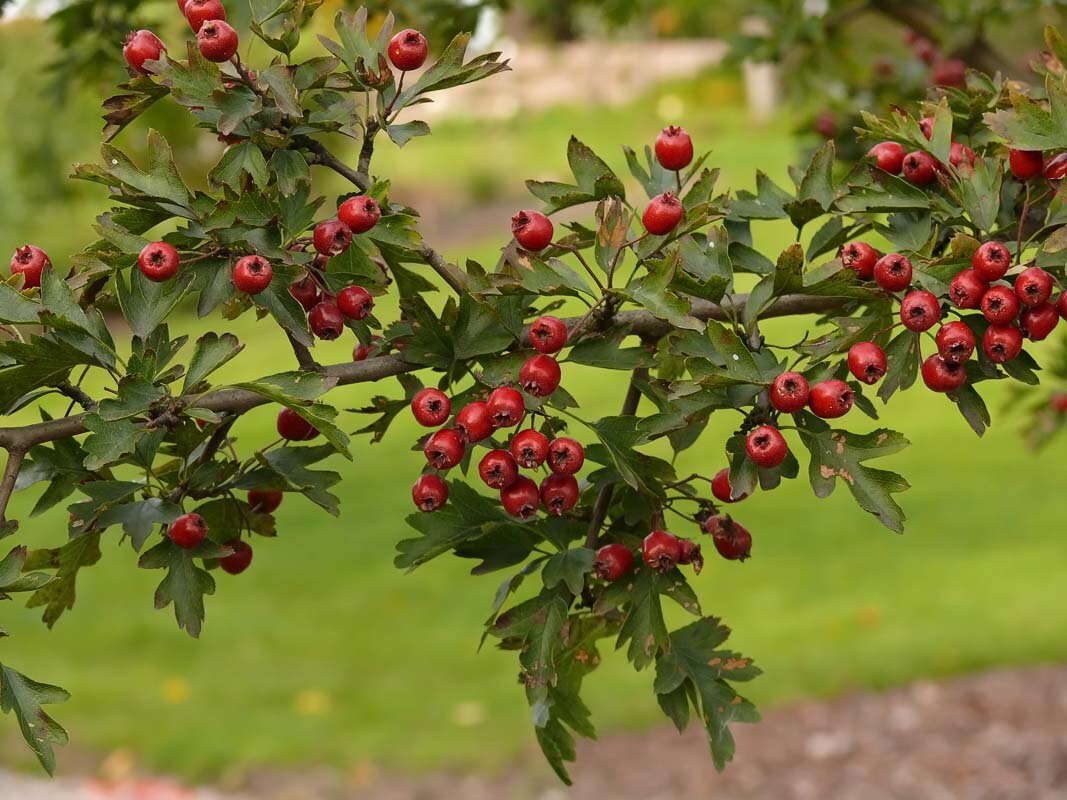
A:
[285,331,320,372]
[301,137,371,193]
[0,449,25,526]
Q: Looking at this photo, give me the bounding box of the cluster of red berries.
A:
[865,116,976,185]
[124,0,238,73]
[409,316,582,519]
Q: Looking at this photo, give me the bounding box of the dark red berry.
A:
[900,290,941,332]
[702,515,752,561]
[540,474,579,516]
[1052,393,1067,413]
[1021,303,1060,341]
[711,468,748,504]
[814,110,837,139]
[932,57,966,88]
[982,324,1024,364]
[220,539,253,575]
[277,407,318,441]
[183,0,225,33]
[9,245,50,289]
[1044,152,1067,181]
[839,242,879,279]
[337,285,374,320]
[138,241,180,282]
[980,285,1019,325]
[529,315,568,354]
[337,196,381,234]
[1058,293,1067,321]
[745,425,788,469]
[949,141,976,168]
[873,253,912,292]
[655,125,694,171]
[479,450,519,490]
[352,341,374,361]
[593,543,633,582]
[935,321,976,364]
[313,219,353,257]
[423,428,465,470]
[412,474,448,512]
[867,141,906,174]
[123,30,166,74]
[510,429,549,469]
[168,513,207,549]
[289,276,321,310]
[196,19,238,62]
[233,255,273,294]
[918,117,936,139]
[308,301,345,340]
[411,388,451,427]
[809,379,854,419]
[511,210,554,252]
[643,529,683,572]
[454,401,494,443]
[677,538,704,574]
[642,192,684,236]
[949,268,987,309]
[770,371,810,413]
[486,387,525,429]
[548,437,584,475]
[902,150,939,184]
[500,476,539,520]
[519,354,561,398]
[847,342,887,385]
[1015,267,1054,307]
[921,354,967,393]
[388,28,429,71]
[247,489,282,514]
[971,241,1011,282]
[1009,149,1044,181]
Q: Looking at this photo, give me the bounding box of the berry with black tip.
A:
[900,290,941,332]
[338,196,381,234]
[138,242,180,282]
[500,476,539,520]
[388,28,429,71]
[982,324,1024,364]
[593,543,633,582]
[411,388,451,427]
[479,450,519,490]
[486,387,525,429]
[745,425,788,469]
[220,539,253,575]
[921,354,967,393]
[10,245,50,289]
[711,468,748,504]
[412,474,448,512]
[703,515,752,561]
[770,371,810,413]
[902,150,939,185]
[277,407,318,441]
[247,489,282,514]
[308,301,344,340]
[980,285,1019,325]
[233,255,273,295]
[971,241,1011,282]
[873,253,912,292]
[809,379,854,419]
[123,30,166,74]
[168,513,207,549]
[1021,303,1060,341]
[642,529,683,572]
[510,429,549,469]
[655,125,694,171]
[867,141,905,174]
[1009,149,1044,181]
[847,342,887,385]
[183,0,225,33]
[313,219,353,257]
[949,268,987,309]
[548,437,584,475]
[540,474,579,516]
[424,428,465,470]
[935,321,976,364]
[196,19,238,62]
[511,210,554,252]
[519,354,561,398]
[289,276,321,311]
[840,242,878,279]
[642,192,684,236]
[1015,267,1054,308]
[337,285,374,320]
[529,315,568,354]
[455,401,494,443]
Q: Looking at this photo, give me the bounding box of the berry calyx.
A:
[388,28,429,71]
[412,474,448,513]
[547,437,585,475]
[529,315,568,354]
[809,379,854,419]
[277,407,318,441]
[1009,149,1044,181]
[839,242,879,279]
[900,290,941,332]
[593,543,633,582]
[486,387,525,429]
[510,429,550,469]
[9,245,50,289]
[337,196,381,234]
[478,450,519,490]
[500,476,539,520]
[247,489,282,514]
[168,513,207,549]
[948,268,987,309]
[873,253,913,292]
[971,241,1011,282]
[313,219,353,257]
[921,354,966,393]
[423,428,465,470]
[982,324,1024,364]
[711,468,748,504]
[677,539,703,574]
[411,388,451,428]
[703,515,752,561]
[1044,152,1067,181]
[337,285,374,320]
[123,30,166,74]
[655,125,694,171]
[980,285,1019,325]
[183,0,226,33]
[519,354,561,398]
[642,529,683,572]
[137,241,180,283]
[511,210,554,252]
[935,321,977,364]
[770,371,811,413]
[642,192,684,236]
[454,401,494,443]
[196,19,238,62]
[1015,266,1054,308]
[289,276,321,311]
[866,141,906,174]
[847,341,888,385]
[1021,303,1060,341]
[902,150,939,185]
[232,255,273,295]
[539,474,579,516]
[308,301,345,340]
[219,539,253,575]
[745,425,788,469]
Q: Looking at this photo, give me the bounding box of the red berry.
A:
[980,285,1019,325]
[196,19,238,62]
[412,474,448,512]
[913,39,940,66]
[423,429,465,470]
[247,489,282,514]
[529,315,568,354]
[1021,303,1060,341]
[337,285,374,320]
[711,468,748,504]
[486,387,525,429]
[866,141,906,174]
[1059,293,1067,321]
[454,401,494,443]
[902,150,939,185]
[921,354,967,393]
[847,341,888,385]
[949,268,987,309]
[918,117,936,139]
[814,110,837,139]
[1044,152,1067,181]
[702,515,752,561]
[337,196,381,234]
[932,57,967,88]
[935,321,977,364]
[548,437,584,475]
[500,476,539,520]
[138,241,180,282]
[519,354,561,398]
[511,210,554,252]
[809,379,854,419]
[745,425,788,469]
[9,245,50,289]
[1015,267,1054,307]
[971,241,1011,282]
[313,219,353,257]
[949,142,976,169]
[593,543,633,582]
[770,371,810,413]
[540,474,579,516]
[655,125,694,171]
[183,0,225,33]
[839,242,879,279]
[168,513,207,549]
[123,30,166,74]
[479,450,519,490]
[352,340,376,362]
[308,301,345,340]
[289,276,321,311]
[411,388,451,427]
[900,290,941,332]
[873,253,913,292]
[677,539,703,574]
[510,429,549,469]
[277,407,318,441]
[642,192,684,236]
[219,539,253,575]
[643,529,683,572]
[1052,393,1067,413]
[1009,149,1044,181]
[982,324,1024,364]
[388,28,429,71]
[233,255,273,294]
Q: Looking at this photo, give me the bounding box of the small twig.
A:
[56,380,96,412]
[0,449,26,526]
[286,331,321,372]
[554,244,606,291]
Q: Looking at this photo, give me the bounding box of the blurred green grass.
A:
[1,14,1066,784]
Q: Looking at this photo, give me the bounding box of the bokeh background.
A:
[1,1,1067,797]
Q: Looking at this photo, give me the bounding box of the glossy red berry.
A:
[337,196,381,234]
[519,354,561,398]
[220,539,253,575]
[412,474,448,512]
[949,141,976,168]
[123,30,166,74]
[10,245,50,289]
[529,315,568,354]
[548,437,584,476]
[839,242,879,279]
[308,301,344,340]
[1015,267,1054,308]
[711,468,748,504]
[196,19,238,62]
[1058,293,1067,320]
[232,255,273,294]
[500,476,539,520]
[935,321,976,364]
[1044,152,1067,181]
[454,401,494,443]
[1009,149,1044,181]
[1021,303,1060,341]
[424,428,465,470]
[289,276,321,311]
[277,407,318,441]
[677,539,704,574]
[388,28,429,71]
[703,515,752,561]
[770,371,810,413]
[809,379,854,419]
[921,354,967,393]
[655,125,694,171]
[866,141,906,174]
[745,425,788,469]
[411,388,451,427]
[980,285,1019,325]
[982,324,1024,364]
[511,210,554,252]
[479,450,519,490]
[948,268,987,309]
[932,57,966,88]
[247,489,282,514]
[847,342,888,385]
[510,429,549,469]
[593,543,633,582]
[138,241,180,282]
[540,474,579,516]
[902,150,939,185]
[313,219,353,257]
[642,192,684,236]
[183,0,225,33]
[900,290,941,332]
[168,513,207,549]
[337,285,374,320]
[873,253,912,292]
[486,387,525,429]
[642,530,683,572]
[971,241,1011,282]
